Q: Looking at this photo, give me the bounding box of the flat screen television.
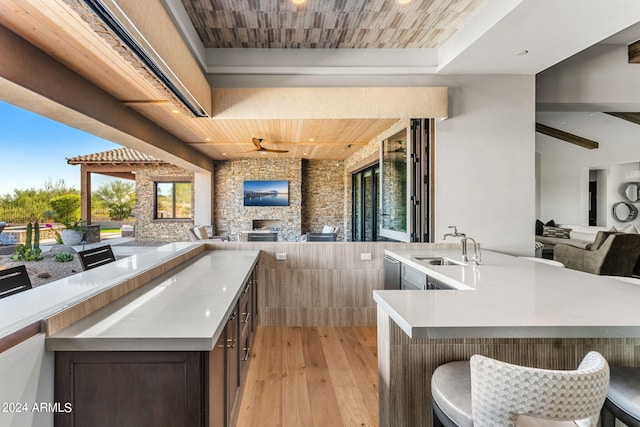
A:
[243,180,289,206]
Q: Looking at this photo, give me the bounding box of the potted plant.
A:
[60,219,86,246]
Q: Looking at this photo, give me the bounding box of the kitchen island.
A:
[46,248,260,427]
[376,248,640,427]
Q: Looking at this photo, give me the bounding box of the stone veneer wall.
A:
[301,159,345,239]
[214,158,302,241]
[134,164,194,242]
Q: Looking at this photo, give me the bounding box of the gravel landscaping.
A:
[0,241,166,287]
[0,251,83,287]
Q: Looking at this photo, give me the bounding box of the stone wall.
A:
[214,158,302,241]
[134,164,194,242]
[301,159,345,239]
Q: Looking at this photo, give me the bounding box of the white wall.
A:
[0,334,54,427]
[434,75,536,255]
[537,44,640,111]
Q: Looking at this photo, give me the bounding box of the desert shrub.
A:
[10,244,42,261]
[50,194,81,223]
[54,252,74,262]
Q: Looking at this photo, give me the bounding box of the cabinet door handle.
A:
[241,312,250,324]
[227,311,237,348]
[242,347,250,361]
[243,283,250,294]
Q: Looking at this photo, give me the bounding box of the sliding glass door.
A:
[352,165,379,241]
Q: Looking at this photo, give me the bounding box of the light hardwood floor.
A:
[236,327,379,427]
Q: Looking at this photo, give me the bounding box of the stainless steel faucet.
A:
[463,236,481,265]
[443,226,481,264]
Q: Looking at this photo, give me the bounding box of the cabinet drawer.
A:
[401,264,427,288]
[401,279,422,291]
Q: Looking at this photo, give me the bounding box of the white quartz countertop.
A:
[0,242,200,338]
[376,248,640,339]
[45,249,259,352]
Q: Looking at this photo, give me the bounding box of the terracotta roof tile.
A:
[66,148,165,164]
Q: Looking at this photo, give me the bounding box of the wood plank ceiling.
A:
[0,0,484,161]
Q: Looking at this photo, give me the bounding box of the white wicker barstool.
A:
[431,351,609,427]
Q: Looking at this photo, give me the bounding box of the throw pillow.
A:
[620,224,639,234]
[545,219,557,228]
[535,219,544,236]
[195,226,208,240]
[541,225,570,239]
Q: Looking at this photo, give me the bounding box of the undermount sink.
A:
[413,257,464,266]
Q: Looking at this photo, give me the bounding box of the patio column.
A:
[193,171,213,227]
[80,166,92,225]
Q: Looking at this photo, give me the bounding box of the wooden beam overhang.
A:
[604,112,640,126]
[629,40,640,63]
[535,123,599,150]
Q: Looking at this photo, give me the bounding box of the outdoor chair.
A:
[301,225,339,241]
[78,245,116,271]
[247,232,277,242]
[0,265,32,298]
[305,232,337,242]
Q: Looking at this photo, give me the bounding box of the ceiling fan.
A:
[248,137,288,154]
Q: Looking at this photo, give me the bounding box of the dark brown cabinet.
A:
[54,265,259,427]
[208,333,225,427]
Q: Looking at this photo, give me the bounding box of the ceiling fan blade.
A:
[262,148,289,153]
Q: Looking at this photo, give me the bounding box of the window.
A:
[155,182,192,219]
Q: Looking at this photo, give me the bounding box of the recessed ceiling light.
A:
[516,50,529,56]
[396,0,413,4]
[292,0,305,4]
[171,109,180,114]
[222,152,227,156]
[205,137,211,141]
[308,138,314,142]
[260,151,268,155]
[303,152,308,156]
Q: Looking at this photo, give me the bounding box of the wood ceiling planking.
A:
[0,0,164,103]
[185,118,398,159]
[181,0,486,48]
[1,0,423,162]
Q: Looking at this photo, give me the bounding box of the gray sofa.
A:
[554,232,640,276]
[535,224,610,258]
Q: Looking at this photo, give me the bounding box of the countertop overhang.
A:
[376,248,640,339]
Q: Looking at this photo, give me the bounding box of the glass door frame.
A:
[351,164,380,242]
[379,128,412,242]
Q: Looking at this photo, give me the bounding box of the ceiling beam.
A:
[0,23,213,173]
[535,123,599,149]
[604,112,640,126]
[629,40,640,63]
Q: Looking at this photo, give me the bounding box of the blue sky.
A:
[0,101,123,196]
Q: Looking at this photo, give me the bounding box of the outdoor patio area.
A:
[0,235,164,287]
